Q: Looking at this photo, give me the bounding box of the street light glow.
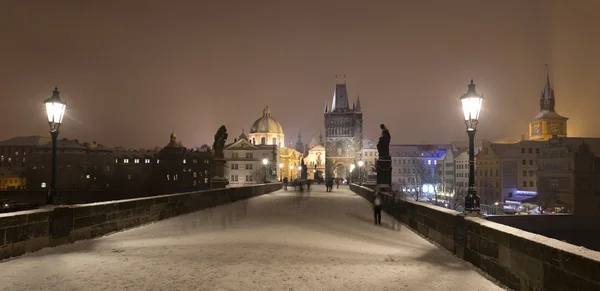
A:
[350,164,355,172]
[44,87,67,131]
[460,80,484,131]
[358,160,364,167]
[279,163,283,168]
[262,158,268,165]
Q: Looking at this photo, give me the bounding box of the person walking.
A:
[283,177,288,190]
[335,178,340,189]
[373,184,383,225]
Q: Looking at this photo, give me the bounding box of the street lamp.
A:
[44,87,66,205]
[460,79,484,213]
[279,163,283,181]
[358,160,364,185]
[262,158,268,183]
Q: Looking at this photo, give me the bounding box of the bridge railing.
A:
[350,183,600,291]
[0,183,281,261]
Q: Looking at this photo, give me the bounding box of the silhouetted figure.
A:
[373,184,383,225]
[283,177,288,190]
[335,178,340,189]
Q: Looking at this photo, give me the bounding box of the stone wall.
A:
[0,183,281,261]
[350,184,600,291]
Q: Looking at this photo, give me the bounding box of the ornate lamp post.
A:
[279,163,283,181]
[358,160,364,185]
[44,87,67,205]
[262,158,268,183]
[460,80,484,213]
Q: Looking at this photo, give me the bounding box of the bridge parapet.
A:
[350,184,600,291]
[0,183,281,261]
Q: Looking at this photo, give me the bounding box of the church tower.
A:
[529,66,568,141]
[324,76,363,178]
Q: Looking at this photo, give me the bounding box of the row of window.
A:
[0,157,25,163]
[522,148,540,154]
[230,164,255,170]
[231,153,256,159]
[118,158,209,164]
[230,175,255,182]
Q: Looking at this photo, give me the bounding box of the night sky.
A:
[1,1,599,149]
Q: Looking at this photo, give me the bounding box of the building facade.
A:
[324,81,363,178]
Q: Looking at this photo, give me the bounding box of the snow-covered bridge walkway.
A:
[0,185,504,291]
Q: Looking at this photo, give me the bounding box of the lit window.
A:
[427,160,431,165]
[86,175,90,179]
[115,159,118,163]
[193,172,197,178]
[128,174,131,180]
[204,178,208,183]
[7,158,11,162]
[41,182,47,188]
[15,151,18,156]
[124,159,129,163]
[134,159,139,163]
[157,159,160,163]
[183,159,187,164]
[166,174,170,180]
[145,159,150,163]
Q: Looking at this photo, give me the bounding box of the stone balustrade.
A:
[0,183,281,261]
[351,184,600,291]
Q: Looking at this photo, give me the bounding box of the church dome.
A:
[250,106,283,134]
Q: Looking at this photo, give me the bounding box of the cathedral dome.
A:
[250,106,283,134]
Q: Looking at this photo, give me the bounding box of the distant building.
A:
[0,136,51,167]
[324,80,363,178]
[390,144,447,200]
[304,144,325,180]
[529,67,568,141]
[224,131,283,186]
[537,137,600,215]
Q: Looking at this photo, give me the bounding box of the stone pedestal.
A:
[211,158,228,189]
[376,158,392,186]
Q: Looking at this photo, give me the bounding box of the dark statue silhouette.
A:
[377,124,391,159]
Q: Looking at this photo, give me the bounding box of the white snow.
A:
[0,185,505,291]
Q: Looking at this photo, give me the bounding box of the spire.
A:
[540,65,556,112]
[324,101,328,113]
[298,129,302,141]
[355,94,362,112]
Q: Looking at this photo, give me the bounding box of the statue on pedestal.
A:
[212,125,228,159]
[377,124,391,159]
[211,125,228,189]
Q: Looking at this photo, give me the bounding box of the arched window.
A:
[272,137,277,145]
[261,137,266,145]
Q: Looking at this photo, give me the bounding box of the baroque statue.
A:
[377,124,391,159]
[212,125,228,159]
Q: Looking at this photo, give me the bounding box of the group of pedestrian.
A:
[325,177,344,192]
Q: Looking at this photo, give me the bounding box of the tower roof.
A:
[331,84,350,112]
[355,94,362,112]
[533,65,567,121]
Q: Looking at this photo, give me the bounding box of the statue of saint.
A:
[212,125,228,159]
[377,124,391,159]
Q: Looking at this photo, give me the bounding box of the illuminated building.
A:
[0,168,26,190]
[324,78,363,178]
[248,106,285,148]
[529,67,568,141]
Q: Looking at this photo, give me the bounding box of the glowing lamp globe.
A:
[358,160,364,167]
[262,158,268,165]
[460,80,484,131]
[44,87,67,132]
[279,163,283,169]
